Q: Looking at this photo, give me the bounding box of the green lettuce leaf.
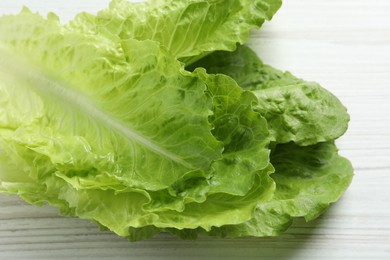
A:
[0,9,275,237]
[189,45,350,145]
[70,0,282,64]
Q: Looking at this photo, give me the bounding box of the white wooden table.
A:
[1,0,389,259]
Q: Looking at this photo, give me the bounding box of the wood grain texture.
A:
[1,0,390,259]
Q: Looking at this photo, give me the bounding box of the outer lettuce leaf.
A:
[165,142,353,239]
[0,9,275,237]
[70,0,282,64]
[189,45,350,145]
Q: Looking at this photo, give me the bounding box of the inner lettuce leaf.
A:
[189,45,350,145]
[0,8,275,236]
[70,0,281,64]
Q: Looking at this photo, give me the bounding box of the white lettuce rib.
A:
[0,48,194,170]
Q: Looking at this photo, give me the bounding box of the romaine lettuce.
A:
[0,0,353,242]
